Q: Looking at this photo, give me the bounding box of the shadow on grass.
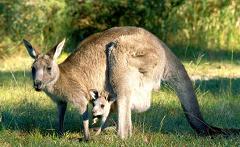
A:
[1,101,83,136]
[0,71,31,86]
[2,96,240,137]
[133,100,240,134]
[0,100,194,135]
[194,77,240,96]
[0,71,240,136]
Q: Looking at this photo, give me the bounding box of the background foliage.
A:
[1,0,240,60]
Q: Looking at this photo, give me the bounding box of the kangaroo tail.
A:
[162,48,240,136]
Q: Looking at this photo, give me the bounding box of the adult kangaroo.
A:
[23,27,239,140]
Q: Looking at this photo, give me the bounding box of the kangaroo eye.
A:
[101,104,105,108]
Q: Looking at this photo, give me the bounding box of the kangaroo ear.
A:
[23,39,40,59]
[89,89,99,100]
[47,38,65,60]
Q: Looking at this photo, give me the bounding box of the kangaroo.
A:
[23,26,240,140]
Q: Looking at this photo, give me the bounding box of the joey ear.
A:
[47,38,66,60]
[23,39,40,59]
[108,97,116,105]
[106,93,116,104]
[104,92,110,100]
[89,89,99,100]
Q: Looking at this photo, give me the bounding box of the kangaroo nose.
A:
[34,80,43,91]
[92,108,98,116]
[34,80,42,86]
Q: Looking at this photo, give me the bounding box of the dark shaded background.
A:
[1,0,240,61]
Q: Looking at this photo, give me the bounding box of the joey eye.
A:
[101,104,105,108]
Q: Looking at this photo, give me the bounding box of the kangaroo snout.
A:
[34,80,43,91]
[92,108,103,117]
[92,108,98,116]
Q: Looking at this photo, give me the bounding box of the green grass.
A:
[0,56,240,146]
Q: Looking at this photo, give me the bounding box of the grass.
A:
[0,55,240,146]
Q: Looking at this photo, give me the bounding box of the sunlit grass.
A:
[0,56,240,146]
[184,61,240,79]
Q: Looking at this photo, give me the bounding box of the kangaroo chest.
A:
[44,90,66,103]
